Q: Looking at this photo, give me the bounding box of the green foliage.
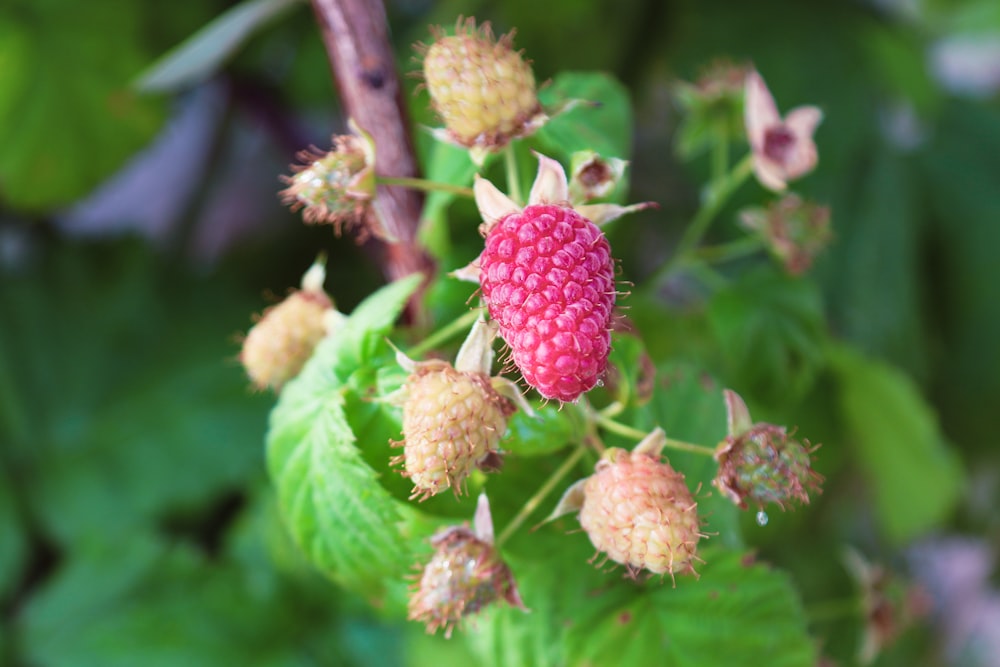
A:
[538,72,633,160]
[828,345,963,544]
[0,2,163,209]
[136,0,305,93]
[707,268,827,406]
[470,535,814,667]
[0,240,269,548]
[266,276,425,606]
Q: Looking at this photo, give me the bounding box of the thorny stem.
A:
[594,414,716,457]
[504,144,523,204]
[406,308,481,358]
[495,444,588,548]
[376,176,474,199]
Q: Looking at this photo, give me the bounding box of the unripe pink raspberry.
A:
[548,429,704,580]
[421,18,540,150]
[479,203,615,402]
[580,448,702,578]
[394,362,514,499]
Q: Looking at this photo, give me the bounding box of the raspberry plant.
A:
[249,17,837,665]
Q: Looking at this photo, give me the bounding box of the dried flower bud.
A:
[568,151,628,204]
[843,548,933,665]
[674,59,752,159]
[740,194,832,275]
[280,120,377,237]
[409,495,526,637]
[713,390,822,510]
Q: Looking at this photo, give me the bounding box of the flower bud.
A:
[280,120,377,237]
[740,194,832,275]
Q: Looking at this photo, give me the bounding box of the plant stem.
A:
[674,153,754,263]
[495,445,587,548]
[695,236,764,263]
[376,175,474,198]
[310,0,432,319]
[653,153,755,285]
[805,597,863,623]
[663,437,717,457]
[406,308,481,358]
[504,144,522,204]
[594,415,716,456]
[712,131,729,185]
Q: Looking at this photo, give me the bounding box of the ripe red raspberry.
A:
[421,18,540,150]
[479,203,615,402]
[579,448,702,579]
[394,362,514,499]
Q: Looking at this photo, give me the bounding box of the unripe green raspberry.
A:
[714,423,821,510]
[713,389,822,510]
[240,290,331,391]
[421,18,540,149]
[395,362,514,499]
[579,448,702,579]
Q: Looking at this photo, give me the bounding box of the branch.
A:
[310,0,432,318]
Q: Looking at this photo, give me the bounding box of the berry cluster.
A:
[249,15,825,640]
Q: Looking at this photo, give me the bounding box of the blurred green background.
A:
[2,0,999,665]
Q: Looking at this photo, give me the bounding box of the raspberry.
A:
[409,495,525,637]
[279,121,377,237]
[240,263,333,391]
[479,203,615,402]
[394,362,514,499]
[714,423,821,510]
[421,18,540,149]
[579,448,702,579]
[714,389,822,510]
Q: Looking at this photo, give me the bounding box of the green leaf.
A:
[0,239,269,547]
[17,531,398,667]
[707,268,827,406]
[266,276,424,601]
[537,72,633,160]
[268,392,409,602]
[136,0,304,93]
[0,3,163,209]
[0,475,27,599]
[828,344,963,543]
[564,547,815,667]
[417,141,480,259]
[503,402,586,457]
[470,530,814,667]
